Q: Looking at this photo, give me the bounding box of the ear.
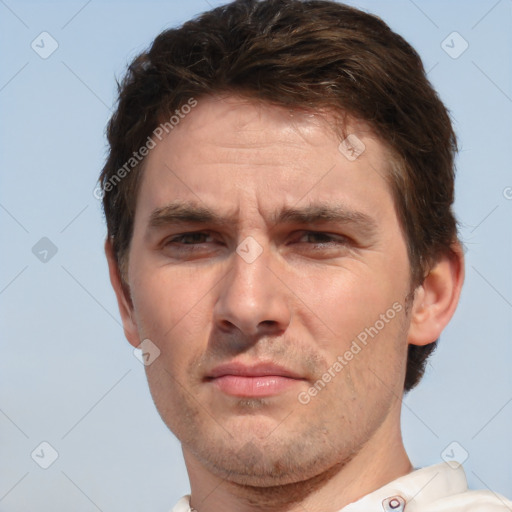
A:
[407,243,465,346]
[105,238,140,348]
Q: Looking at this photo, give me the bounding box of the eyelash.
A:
[167,232,214,245]
[298,232,345,245]
[164,231,349,249]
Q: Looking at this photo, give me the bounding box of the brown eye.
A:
[297,231,348,245]
[168,232,212,245]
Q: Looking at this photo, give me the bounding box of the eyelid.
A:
[163,230,350,243]
[293,230,350,243]
[165,231,214,244]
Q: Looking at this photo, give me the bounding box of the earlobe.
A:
[104,239,141,348]
[407,243,465,347]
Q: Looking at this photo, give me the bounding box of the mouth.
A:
[205,362,306,398]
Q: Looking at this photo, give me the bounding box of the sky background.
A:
[1,0,511,510]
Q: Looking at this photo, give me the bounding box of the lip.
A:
[208,362,303,379]
[206,362,305,397]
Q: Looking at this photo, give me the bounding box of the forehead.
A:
[135,94,395,225]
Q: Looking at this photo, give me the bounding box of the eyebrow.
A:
[273,205,377,235]
[148,203,232,229]
[147,201,378,238]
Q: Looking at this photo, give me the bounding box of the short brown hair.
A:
[99,0,459,391]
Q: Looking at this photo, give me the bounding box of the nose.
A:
[213,242,292,339]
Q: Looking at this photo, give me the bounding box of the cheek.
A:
[132,278,208,420]
[290,261,406,344]
[288,255,410,398]
[130,266,212,358]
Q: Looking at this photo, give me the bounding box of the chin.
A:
[197,447,353,507]
[193,435,349,488]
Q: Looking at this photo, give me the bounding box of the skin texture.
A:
[107,95,464,512]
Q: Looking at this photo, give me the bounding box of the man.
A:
[98,0,512,510]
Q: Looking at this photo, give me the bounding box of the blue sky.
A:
[1,0,511,510]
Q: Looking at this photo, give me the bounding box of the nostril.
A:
[219,319,236,332]
[258,320,286,337]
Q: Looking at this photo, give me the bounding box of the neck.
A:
[183,406,413,512]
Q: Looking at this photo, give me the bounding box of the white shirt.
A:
[171,462,512,511]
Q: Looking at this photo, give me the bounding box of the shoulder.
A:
[425,489,512,511]
[170,495,191,512]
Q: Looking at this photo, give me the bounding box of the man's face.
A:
[124,95,414,486]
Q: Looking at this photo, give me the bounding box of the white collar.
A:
[171,462,509,511]
[342,462,466,510]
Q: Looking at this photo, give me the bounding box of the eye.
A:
[166,232,213,245]
[296,231,348,245]
[160,232,222,258]
[287,231,354,260]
